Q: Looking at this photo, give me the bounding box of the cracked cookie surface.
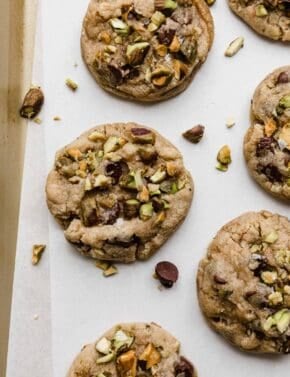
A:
[81,0,214,102]
[67,322,196,377]
[46,123,193,263]
[244,66,290,201]
[228,0,290,41]
[197,211,290,353]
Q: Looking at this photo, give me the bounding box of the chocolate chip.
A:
[19,87,44,119]
[152,197,165,212]
[256,137,275,157]
[101,202,120,225]
[105,162,128,184]
[158,26,175,45]
[277,71,289,84]
[131,127,151,136]
[259,164,283,183]
[213,275,227,284]
[107,64,123,86]
[155,261,178,288]
[175,356,194,377]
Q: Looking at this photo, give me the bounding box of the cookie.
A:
[197,211,290,353]
[244,66,290,201]
[228,0,290,41]
[46,123,193,263]
[81,0,214,102]
[67,322,196,377]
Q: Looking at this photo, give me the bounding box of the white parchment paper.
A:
[7,0,290,375]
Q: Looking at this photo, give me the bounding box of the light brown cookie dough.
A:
[81,0,214,102]
[46,123,193,263]
[228,0,290,41]
[244,66,290,201]
[197,211,290,353]
[67,322,196,377]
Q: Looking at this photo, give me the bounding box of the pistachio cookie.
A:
[244,66,290,201]
[228,0,290,41]
[46,123,193,263]
[81,0,214,102]
[67,322,196,377]
[197,211,290,353]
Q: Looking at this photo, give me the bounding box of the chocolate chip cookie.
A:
[67,322,196,377]
[197,211,290,353]
[244,66,290,201]
[228,0,290,41]
[46,123,193,263]
[81,0,214,102]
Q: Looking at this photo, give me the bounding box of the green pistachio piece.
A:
[148,183,161,196]
[151,67,173,87]
[124,199,140,219]
[96,352,115,364]
[109,18,130,35]
[255,4,268,16]
[150,167,167,183]
[139,202,154,221]
[96,337,111,355]
[103,136,126,154]
[217,145,231,165]
[262,316,276,332]
[148,22,159,32]
[274,309,290,333]
[155,0,178,10]
[113,330,134,353]
[126,42,150,66]
[279,94,290,109]
[134,169,144,191]
[180,39,197,63]
[119,174,137,190]
[160,180,178,194]
[93,174,112,188]
[264,230,278,244]
[151,11,166,26]
[215,162,228,172]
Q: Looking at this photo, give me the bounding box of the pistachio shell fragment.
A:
[224,37,244,57]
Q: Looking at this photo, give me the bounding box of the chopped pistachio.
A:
[96,337,112,355]
[137,185,150,202]
[32,244,46,265]
[206,0,216,5]
[160,180,173,194]
[99,31,111,44]
[110,18,129,35]
[134,169,144,191]
[265,118,277,137]
[85,177,93,191]
[119,174,137,190]
[126,42,150,66]
[226,117,235,128]
[151,11,166,26]
[148,22,159,32]
[53,116,61,121]
[150,167,167,183]
[139,343,161,369]
[95,260,111,271]
[93,174,112,188]
[124,199,140,219]
[151,67,173,87]
[155,0,178,10]
[224,37,244,57]
[88,131,106,142]
[131,128,155,144]
[261,270,277,285]
[140,202,154,221]
[154,211,166,226]
[103,265,118,277]
[217,145,231,165]
[166,161,178,177]
[255,4,268,16]
[148,183,161,196]
[155,44,167,57]
[114,36,123,44]
[169,35,181,53]
[284,285,290,295]
[65,78,78,91]
[275,249,290,266]
[264,230,278,244]
[67,148,83,160]
[105,45,117,54]
[177,178,186,190]
[278,94,290,109]
[274,309,290,333]
[103,136,126,154]
[262,316,276,332]
[268,291,283,305]
[113,330,134,353]
[172,59,188,80]
[96,352,115,364]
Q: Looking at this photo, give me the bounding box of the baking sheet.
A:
[7,0,290,375]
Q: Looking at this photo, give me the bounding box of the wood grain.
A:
[0,0,37,374]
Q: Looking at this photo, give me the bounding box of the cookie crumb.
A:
[33,117,42,124]
[226,117,235,128]
[33,314,39,320]
[224,37,244,57]
[103,265,118,277]
[53,116,61,121]
[65,78,78,91]
[32,244,46,265]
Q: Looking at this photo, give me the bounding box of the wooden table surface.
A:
[0,1,37,374]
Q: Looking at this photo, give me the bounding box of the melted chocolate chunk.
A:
[256,137,275,157]
[175,357,194,377]
[259,164,283,183]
